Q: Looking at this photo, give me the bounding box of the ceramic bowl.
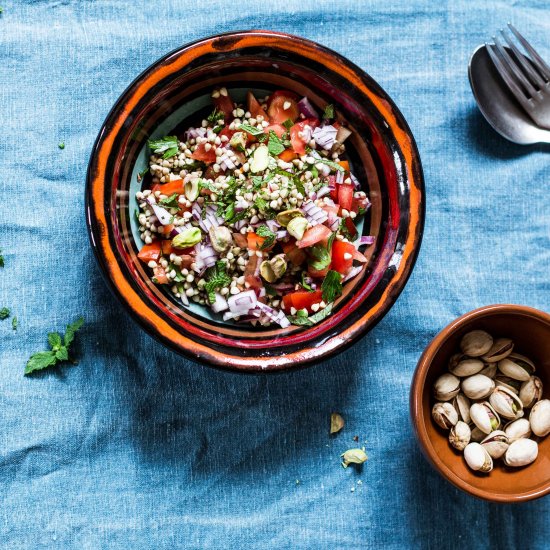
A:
[411,304,550,502]
[86,30,424,371]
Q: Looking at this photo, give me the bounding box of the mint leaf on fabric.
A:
[0,307,10,320]
[64,317,84,347]
[25,351,58,375]
[48,332,62,350]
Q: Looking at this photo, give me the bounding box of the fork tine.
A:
[493,35,536,97]
[508,23,550,81]
[485,43,532,111]
[500,28,545,89]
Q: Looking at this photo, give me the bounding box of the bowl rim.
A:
[410,303,550,502]
[85,29,425,372]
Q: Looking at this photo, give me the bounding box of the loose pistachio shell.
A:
[229,131,247,151]
[460,330,493,357]
[432,402,458,430]
[498,353,535,382]
[481,430,509,459]
[341,448,367,467]
[330,413,345,434]
[519,376,543,409]
[449,357,484,377]
[184,179,199,201]
[504,418,531,443]
[276,209,303,227]
[434,373,461,401]
[464,442,493,473]
[208,226,233,253]
[470,402,500,434]
[449,421,471,451]
[259,255,287,283]
[481,338,514,363]
[489,386,524,420]
[529,399,550,437]
[504,438,538,467]
[250,144,269,173]
[461,374,495,400]
[172,227,202,248]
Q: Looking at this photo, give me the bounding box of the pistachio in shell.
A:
[464,442,493,473]
[489,386,524,420]
[503,438,538,468]
[449,356,484,377]
[461,374,495,400]
[479,363,498,379]
[481,338,514,363]
[481,430,509,459]
[529,399,550,437]
[433,373,460,401]
[449,421,471,451]
[470,402,500,434]
[519,376,543,409]
[432,402,458,430]
[504,418,531,443]
[470,425,486,442]
[498,353,535,382]
[452,393,471,423]
[495,374,522,395]
[460,330,493,357]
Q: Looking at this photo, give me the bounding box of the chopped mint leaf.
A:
[0,307,10,320]
[159,193,180,209]
[239,123,264,137]
[321,270,343,303]
[323,104,334,120]
[204,261,231,303]
[317,157,345,172]
[12,316,17,330]
[256,225,276,250]
[282,119,294,130]
[207,108,224,124]
[148,136,179,159]
[308,245,331,271]
[287,303,334,326]
[58,141,65,150]
[301,272,314,292]
[267,131,285,156]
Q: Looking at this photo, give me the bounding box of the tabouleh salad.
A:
[135,88,374,328]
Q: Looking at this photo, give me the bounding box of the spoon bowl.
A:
[469,45,550,145]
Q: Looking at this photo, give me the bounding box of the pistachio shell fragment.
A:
[504,438,538,467]
[481,430,509,459]
[260,254,287,283]
[461,374,495,400]
[330,413,345,434]
[529,399,550,437]
[184,179,199,202]
[286,216,308,240]
[464,442,493,473]
[449,421,471,451]
[498,353,535,382]
[341,448,367,468]
[481,338,514,363]
[434,373,461,401]
[460,330,493,357]
[504,418,531,443]
[470,402,500,434]
[519,376,543,409]
[489,386,524,420]
[432,402,458,430]
[276,209,303,227]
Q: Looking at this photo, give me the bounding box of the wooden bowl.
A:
[411,304,550,502]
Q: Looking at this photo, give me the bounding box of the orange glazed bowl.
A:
[411,305,550,502]
[86,30,424,371]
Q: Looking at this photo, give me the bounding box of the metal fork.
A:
[485,23,550,129]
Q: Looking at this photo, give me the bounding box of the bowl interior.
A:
[415,308,550,501]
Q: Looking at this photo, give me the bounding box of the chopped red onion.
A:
[146,196,172,226]
[302,200,328,225]
[193,243,217,272]
[297,97,319,119]
[343,265,364,282]
[350,172,361,188]
[316,185,331,199]
[328,215,341,232]
[266,219,280,232]
[276,230,288,240]
[180,293,189,306]
[185,127,206,140]
[271,282,295,294]
[234,219,247,230]
[169,224,193,238]
[228,290,258,314]
[235,197,248,211]
[255,302,291,328]
[312,125,338,150]
[219,154,235,171]
[211,292,229,313]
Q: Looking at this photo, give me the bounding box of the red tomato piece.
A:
[338,160,350,172]
[153,266,169,284]
[281,240,306,266]
[351,196,369,214]
[307,265,330,279]
[289,119,320,155]
[264,123,286,138]
[267,90,300,124]
[155,179,184,195]
[247,232,266,250]
[344,217,358,239]
[352,248,368,263]
[328,175,339,201]
[137,242,161,263]
[282,290,323,313]
[278,148,298,162]
[296,225,332,248]
[191,143,216,164]
[247,91,267,120]
[161,239,175,255]
[219,126,236,140]
[213,91,235,119]
[337,183,354,211]
[331,240,355,275]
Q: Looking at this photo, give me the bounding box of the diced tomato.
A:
[212,91,235,119]
[278,148,298,162]
[267,90,300,124]
[296,225,332,248]
[331,240,355,275]
[203,166,217,179]
[157,224,174,236]
[244,254,260,277]
[219,126,236,140]
[154,179,185,195]
[307,265,330,279]
[328,175,339,201]
[176,254,195,269]
[153,266,169,284]
[282,240,306,266]
[352,248,368,263]
[247,232,265,250]
[289,118,320,155]
[247,91,267,120]
[344,218,358,239]
[161,239,175,255]
[337,183,354,212]
[338,160,350,172]
[332,121,342,129]
[264,123,286,138]
[351,196,369,214]
[282,290,323,313]
[191,143,216,164]
[137,242,161,263]
[321,203,339,217]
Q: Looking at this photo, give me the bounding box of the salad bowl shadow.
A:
[86,30,424,372]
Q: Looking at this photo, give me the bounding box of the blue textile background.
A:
[1,1,549,548]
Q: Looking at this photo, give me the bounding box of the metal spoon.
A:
[468,45,550,144]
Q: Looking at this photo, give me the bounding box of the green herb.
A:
[212,125,223,134]
[148,136,179,159]
[317,157,345,172]
[198,180,218,193]
[256,225,276,250]
[310,165,319,180]
[137,167,149,181]
[321,270,343,303]
[301,272,314,292]
[308,245,331,271]
[0,307,10,320]
[257,133,268,143]
[282,119,294,130]
[339,218,353,240]
[58,141,65,150]
[168,264,185,282]
[264,283,277,297]
[254,197,268,212]
[223,203,235,222]
[267,131,285,156]
[287,303,333,326]
[25,317,84,375]
[323,104,334,120]
[159,193,180,209]
[0,248,4,268]
[204,261,231,303]
[251,176,264,189]
[207,108,224,124]
[239,123,264,137]
[327,231,336,250]
[12,316,17,330]
[273,167,305,196]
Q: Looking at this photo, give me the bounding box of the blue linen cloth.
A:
[1,0,549,548]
